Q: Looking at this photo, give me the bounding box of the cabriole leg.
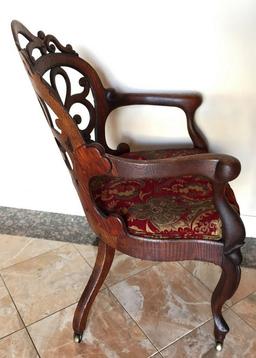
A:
[211,249,242,351]
[73,239,115,342]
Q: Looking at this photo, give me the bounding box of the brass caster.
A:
[73,333,83,343]
[215,342,223,352]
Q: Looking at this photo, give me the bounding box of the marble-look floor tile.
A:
[159,309,256,357]
[232,291,256,330]
[0,234,64,270]
[110,262,212,350]
[28,289,157,358]
[0,329,38,357]
[0,277,23,339]
[1,245,93,325]
[180,261,256,306]
[180,261,221,292]
[75,244,156,286]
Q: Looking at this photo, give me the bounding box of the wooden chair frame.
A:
[11,20,245,351]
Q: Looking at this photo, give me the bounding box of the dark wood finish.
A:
[73,239,115,336]
[106,89,207,150]
[211,249,242,345]
[11,20,245,349]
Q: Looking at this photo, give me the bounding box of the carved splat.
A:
[13,20,77,63]
[11,20,115,153]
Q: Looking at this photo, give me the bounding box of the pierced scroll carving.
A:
[44,66,96,144]
[14,25,96,145]
[12,20,129,156]
[12,21,100,177]
[19,28,78,64]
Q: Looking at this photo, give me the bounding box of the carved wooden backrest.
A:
[11,21,127,240]
[11,21,113,150]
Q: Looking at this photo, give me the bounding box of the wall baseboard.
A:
[0,206,96,245]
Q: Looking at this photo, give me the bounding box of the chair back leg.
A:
[73,239,115,342]
[211,249,242,350]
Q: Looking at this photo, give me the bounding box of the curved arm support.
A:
[106,89,208,150]
[108,153,241,182]
[213,183,245,253]
[106,88,203,112]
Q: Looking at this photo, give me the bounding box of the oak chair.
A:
[11,20,245,351]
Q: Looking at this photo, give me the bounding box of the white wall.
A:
[1,0,256,236]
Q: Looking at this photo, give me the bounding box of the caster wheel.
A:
[73,333,83,343]
[215,342,223,352]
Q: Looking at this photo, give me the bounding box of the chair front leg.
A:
[211,248,242,351]
[73,239,115,342]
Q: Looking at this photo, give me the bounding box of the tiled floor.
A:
[0,234,255,357]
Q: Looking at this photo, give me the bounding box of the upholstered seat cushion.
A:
[91,148,239,240]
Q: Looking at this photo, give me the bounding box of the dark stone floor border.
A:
[0,206,97,245]
[0,206,255,268]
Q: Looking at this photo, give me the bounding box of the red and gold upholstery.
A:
[91,148,239,240]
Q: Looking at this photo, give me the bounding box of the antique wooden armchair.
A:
[12,20,245,351]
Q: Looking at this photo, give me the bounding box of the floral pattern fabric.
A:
[91,148,239,240]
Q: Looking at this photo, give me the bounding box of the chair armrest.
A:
[106,89,203,113]
[108,153,240,183]
[106,89,207,150]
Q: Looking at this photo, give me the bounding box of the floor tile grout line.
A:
[25,298,84,329]
[68,249,218,354]
[0,274,41,357]
[25,285,160,355]
[149,350,165,358]
[176,263,232,312]
[156,301,255,354]
[71,244,110,290]
[70,243,98,273]
[110,281,215,354]
[106,287,161,355]
[0,242,70,273]
[227,289,256,309]
[73,242,161,288]
[71,246,169,354]
[105,261,161,289]
[148,351,164,358]
[72,243,94,268]
[25,301,78,328]
[0,326,24,341]
[157,315,215,354]
[0,274,26,328]
[108,262,215,352]
[177,261,214,295]
[0,246,101,332]
[24,285,109,330]
[178,262,256,309]
[24,326,42,358]
[229,306,256,332]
